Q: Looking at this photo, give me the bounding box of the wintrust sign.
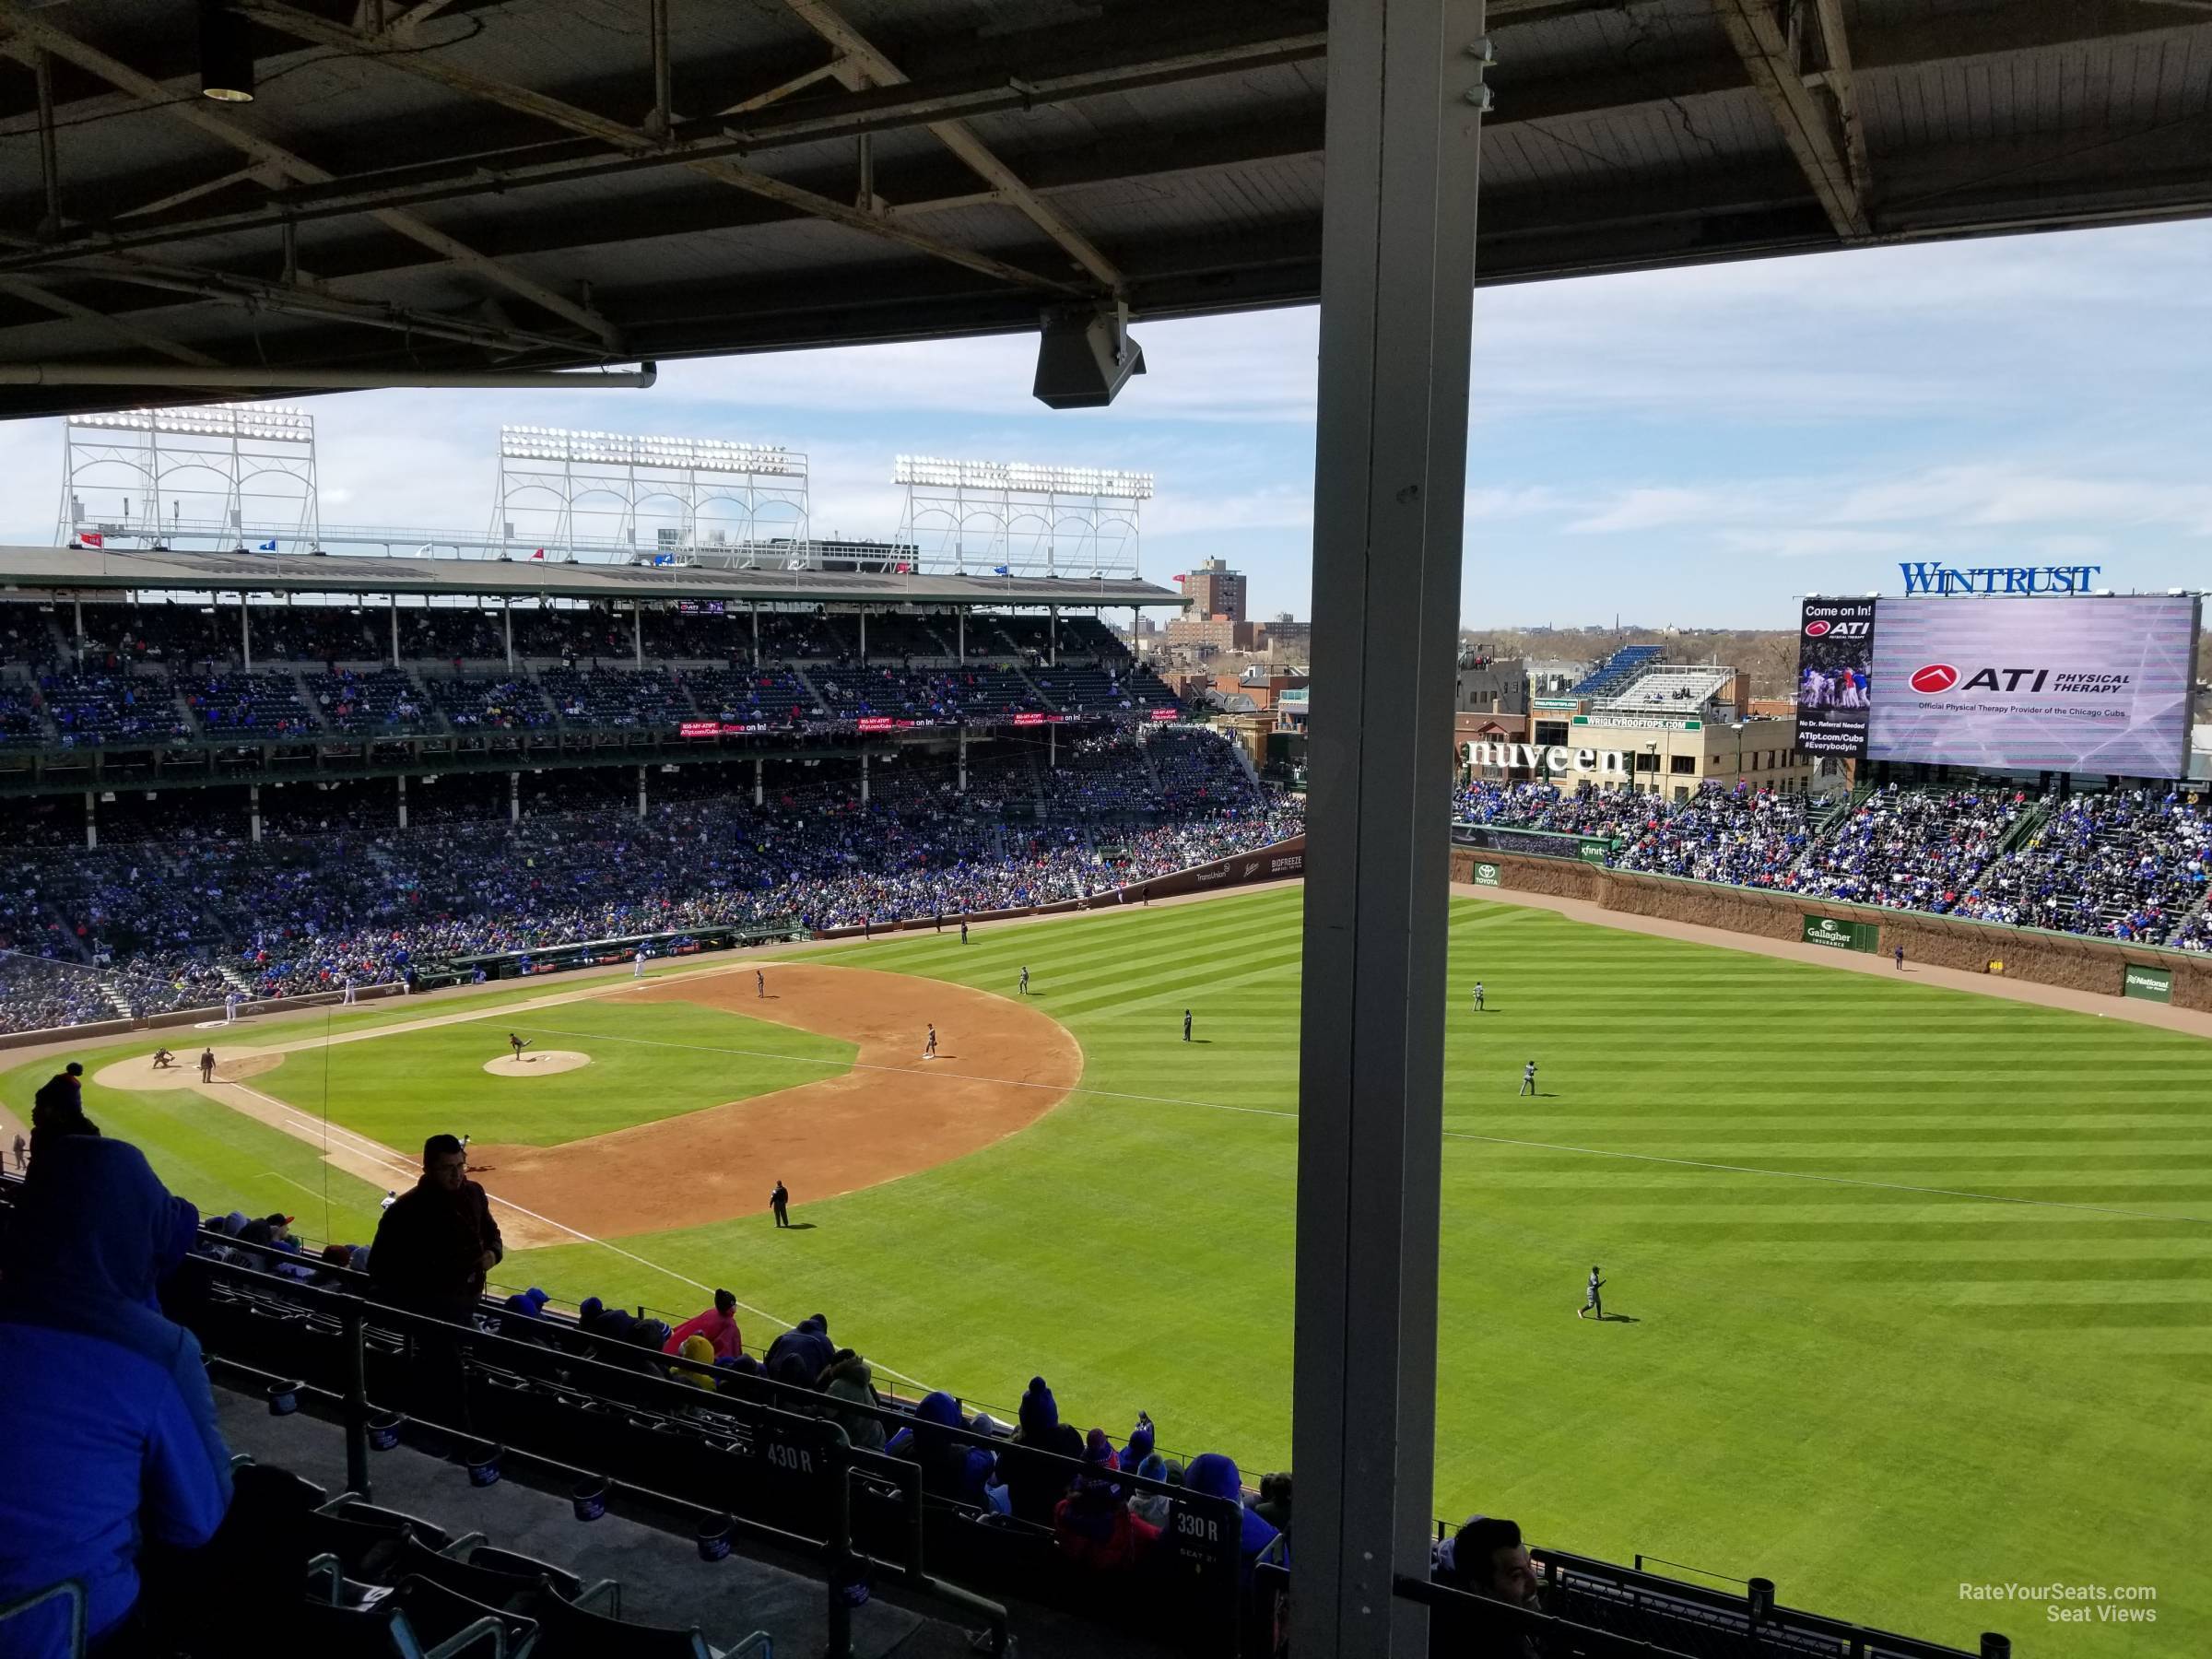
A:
[1465,741,1628,778]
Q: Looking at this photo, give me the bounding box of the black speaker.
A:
[1033,311,1146,409]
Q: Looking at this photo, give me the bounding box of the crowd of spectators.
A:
[1610,784,1818,888]
[1956,788,2212,943]
[0,740,1301,1025]
[1780,782,2028,912]
[1453,779,1656,840]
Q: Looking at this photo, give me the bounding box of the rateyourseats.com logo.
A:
[1959,1583,2157,1626]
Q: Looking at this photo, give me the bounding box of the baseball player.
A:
[1182,1008,1193,1042]
[924,1024,938,1059]
[757,969,766,999]
[339,973,357,1006]
[634,945,649,978]
[1520,1059,1537,1097]
[198,1048,216,1084]
[1577,1266,1606,1321]
[509,1032,530,1062]
[1473,981,1485,1013]
[1018,965,1030,996]
[223,990,241,1025]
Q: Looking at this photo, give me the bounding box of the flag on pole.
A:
[256,539,277,552]
[78,532,104,548]
[1171,573,1186,583]
[530,547,546,561]
[893,562,911,575]
[993,564,1010,576]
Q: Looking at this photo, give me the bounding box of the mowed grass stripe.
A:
[769,888,2211,1654]
[71,886,2209,1654]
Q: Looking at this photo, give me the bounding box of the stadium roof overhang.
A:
[0,544,1184,606]
[0,0,2207,418]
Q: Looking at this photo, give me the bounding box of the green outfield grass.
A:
[248,999,853,1149]
[20,888,2207,1651]
[510,888,2209,1654]
[1,1053,394,1241]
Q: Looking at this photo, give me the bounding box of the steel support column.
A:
[240,599,251,669]
[637,764,647,820]
[753,756,763,806]
[509,771,520,823]
[633,604,643,667]
[1290,5,1486,1658]
[861,749,870,805]
[396,773,407,830]
[390,594,400,665]
[503,597,513,668]
[958,728,968,794]
[250,783,262,844]
[84,789,95,850]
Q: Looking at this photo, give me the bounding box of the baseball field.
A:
[5,883,2205,1653]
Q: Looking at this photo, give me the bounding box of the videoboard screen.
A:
[1866,594,2199,777]
[1794,598,1877,758]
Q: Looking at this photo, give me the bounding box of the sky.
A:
[3,218,2208,629]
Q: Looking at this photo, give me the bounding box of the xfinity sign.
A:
[1465,741,1628,778]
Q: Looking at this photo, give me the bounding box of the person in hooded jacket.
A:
[662,1288,743,1361]
[1054,1429,1159,1571]
[819,1349,886,1451]
[764,1312,833,1379]
[1177,1453,1279,1587]
[887,1392,996,1503]
[670,1335,719,1390]
[0,1136,233,1655]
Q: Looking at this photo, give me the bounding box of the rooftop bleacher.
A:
[1595,663,1735,712]
[1569,643,1662,697]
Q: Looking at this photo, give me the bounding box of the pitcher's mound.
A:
[483,1049,592,1078]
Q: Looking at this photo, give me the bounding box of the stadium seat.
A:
[391,1574,541,1655]
[319,1496,474,1554]
[452,1545,617,1613]
[506,1586,715,1659]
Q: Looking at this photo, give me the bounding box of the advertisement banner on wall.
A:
[1472,862,1501,888]
[1795,598,1878,759]
[1867,594,2199,776]
[1801,914,1878,952]
[2122,964,2173,1003]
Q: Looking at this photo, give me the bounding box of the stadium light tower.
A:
[894,455,1154,579]
[58,404,320,552]
[488,426,808,562]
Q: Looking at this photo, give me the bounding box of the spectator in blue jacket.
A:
[0,1136,232,1654]
[1182,1453,1279,1585]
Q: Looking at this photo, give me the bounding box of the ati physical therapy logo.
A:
[1803,618,1871,639]
[1908,665,2132,696]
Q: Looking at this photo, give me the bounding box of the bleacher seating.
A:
[1570,643,1662,697]
[1959,788,2212,943]
[185,671,321,738]
[312,668,433,735]
[0,678,44,745]
[251,606,378,664]
[39,670,194,745]
[537,666,695,727]
[1595,664,1734,712]
[1030,665,1178,715]
[678,666,817,727]
[421,675,555,731]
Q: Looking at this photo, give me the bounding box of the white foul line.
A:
[217,1078,935,1391]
